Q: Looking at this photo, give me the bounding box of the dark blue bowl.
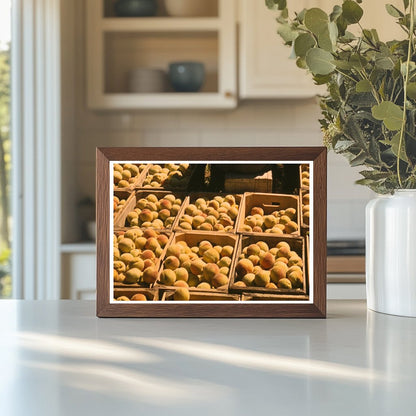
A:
[114,0,157,17]
[168,62,205,93]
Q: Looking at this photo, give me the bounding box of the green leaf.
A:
[403,0,409,9]
[318,27,334,52]
[342,0,363,24]
[350,152,367,167]
[330,5,342,22]
[266,0,287,10]
[304,8,329,35]
[277,23,298,43]
[296,8,307,23]
[313,74,332,85]
[333,60,352,70]
[296,57,308,69]
[372,101,403,130]
[407,82,416,99]
[350,54,368,70]
[356,79,372,92]
[305,48,335,75]
[375,56,395,70]
[390,132,409,162]
[385,4,403,18]
[294,33,316,58]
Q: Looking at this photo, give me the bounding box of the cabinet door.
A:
[239,0,326,99]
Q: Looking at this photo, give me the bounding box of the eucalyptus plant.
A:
[266,0,416,193]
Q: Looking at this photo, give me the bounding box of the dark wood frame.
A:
[96,147,327,318]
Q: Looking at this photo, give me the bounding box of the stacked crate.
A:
[112,163,310,302]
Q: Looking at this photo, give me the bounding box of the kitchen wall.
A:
[61,0,374,243]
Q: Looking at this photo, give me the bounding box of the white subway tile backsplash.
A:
[327,199,369,240]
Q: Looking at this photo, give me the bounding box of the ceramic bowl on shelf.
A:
[114,0,158,17]
[168,62,205,92]
[127,68,167,93]
[164,0,218,17]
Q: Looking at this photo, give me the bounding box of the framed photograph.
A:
[96,147,327,318]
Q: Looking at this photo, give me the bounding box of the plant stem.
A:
[397,0,415,188]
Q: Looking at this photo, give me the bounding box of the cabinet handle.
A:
[225,91,234,98]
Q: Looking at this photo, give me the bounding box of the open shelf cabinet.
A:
[86,0,237,109]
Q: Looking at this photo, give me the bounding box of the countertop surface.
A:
[0,300,415,416]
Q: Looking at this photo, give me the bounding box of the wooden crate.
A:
[241,293,309,301]
[229,233,308,296]
[113,288,159,301]
[113,163,151,191]
[155,231,240,293]
[113,190,134,223]
[113,229,174,288]
[114,189,188,229]
[174,192,242,233]
[300,188,310,230]
[299,164,310,191]
[224,170,272,193]
[140,163,196,191]
[237,192,300,235]
[161,289,240,301]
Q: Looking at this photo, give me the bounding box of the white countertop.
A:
[0,300,415,416]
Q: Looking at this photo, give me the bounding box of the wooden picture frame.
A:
[97,147,327,318]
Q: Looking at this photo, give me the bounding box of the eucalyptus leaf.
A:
[372,101,403,130]
[306,48,335,75]
[407,82,416,99]
[390,132,409,162]
[385,4,403,17]
[375,55,395,70]
[342,0,363,24]
[332,60,351,71]
[318,27,334,52]
[330,5,342,22]
[356,79,372,92]
[294,33,316,58]
[296,57,307,69]
[265,0,287,11]
[277,23,298,43]
[304,8,329,35]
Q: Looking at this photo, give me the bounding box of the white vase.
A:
[366,189,416,317]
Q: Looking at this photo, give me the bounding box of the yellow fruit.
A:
[118,238,135,253]
[254,270,270,287]
[203,248,220,264]
[124,268,142,284]
[236,259,254,278]
[260,252,275,270]
[197,282,211,290]
[175,267,189,282]
[131,293,147,301]
[202,263,220,281]
[142,267,158,284]
[164,256,180,270]
[242,273,255,286]
[173,288,190,301]
[277,278,292,289]
[270,262,289,284]
[160,269,176,286]
[211,273,229,288]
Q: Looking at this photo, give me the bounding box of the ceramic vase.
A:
[366,190,416,317]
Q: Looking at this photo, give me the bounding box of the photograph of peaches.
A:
[111,163,311,302]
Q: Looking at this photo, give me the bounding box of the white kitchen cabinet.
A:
[239,0,326,99]
[238,0,404,99]
[61,245,96,300]
[86,0,237,109]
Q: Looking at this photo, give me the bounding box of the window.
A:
[0,0,11,298]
